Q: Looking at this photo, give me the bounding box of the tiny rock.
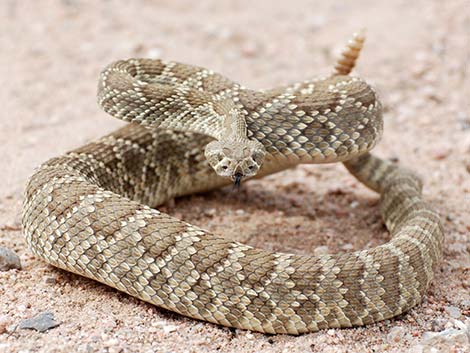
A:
[44,276,57,285]
[0,247,22,271]
[327,329,335,336]
[429,317,447,332]
[19,312,60,332]
[457,113,470,130]
[103,338,120,347]
[163,325,178,334]
[146,48,162,59]
[387,326,406,344]
[314,246,329,256]
[444,305,461,319]
[0,316,11,334]
[431,148,451,161]
[204,208,216,217]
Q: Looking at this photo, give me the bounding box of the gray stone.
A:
[0,247,21,271]
[19,312,60,332]
[444,305,462,319]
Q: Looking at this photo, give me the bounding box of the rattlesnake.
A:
[22,33,443,335]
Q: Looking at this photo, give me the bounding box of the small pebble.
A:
[108,347,124,353]
[163,325,178,334]
[428,319,446,334]
[387,326,406,343]
[0,224,21,231]
[19,312,60,332]
[146,48,162,59]
[204,208,216,217]
[102,318,117,332]
[431,148,451,160]
[17,304,28,312]
[44,276,57,285]
[103,338,119,347]
[0,316,11,334]
[314,246,329,256]
[151,320,166,328]
[457,112,470,130]
[235,209,245,216]
[0,247,22,271]
[444,305,461,319]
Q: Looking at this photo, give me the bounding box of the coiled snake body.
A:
[22,34,443,334]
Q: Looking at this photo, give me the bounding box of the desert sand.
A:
[1,1,469,352]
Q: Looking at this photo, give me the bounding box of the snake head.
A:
[204,138,266,182]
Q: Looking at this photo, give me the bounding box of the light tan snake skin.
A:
[22,33,443,334]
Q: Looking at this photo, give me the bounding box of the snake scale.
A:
[22,33,443,334]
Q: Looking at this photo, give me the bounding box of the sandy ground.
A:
[1,0,469,352]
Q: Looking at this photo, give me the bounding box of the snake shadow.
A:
[163,176,389,257]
